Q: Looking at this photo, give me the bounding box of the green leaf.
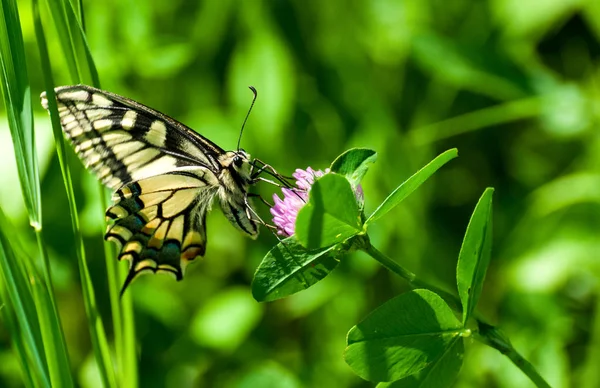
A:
[61,0,101,87]
[456,188,494,324]
[0,288,37,388]
[295,174,362,249]
[345,289,463,383]
[330,148,377,187]
[377,339,464,388]
[252,237,340,302]
[365,149,458,227]
[1,1,74,386]
[42,0,100,86]
[0,0,40,226]
[34,1,116,386]
[0,209,50,387]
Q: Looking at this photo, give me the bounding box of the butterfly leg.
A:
[250,159,294,184]
[254,176,285,188]
[244,193,280,230]
[253,177,307,205]
[244,193,268,223]
[244,194,289,244]
[247,192,274,208]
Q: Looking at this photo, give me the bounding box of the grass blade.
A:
[0,0,40,227]
[34,1,116,386]
[1,0,74,385]
[0,286,37,388]
[121,284,137,387]
[2,0,64,323]
[42,0,137,384]
[42,0,79,81]
[0,208,51,387]
[60,0,100,86]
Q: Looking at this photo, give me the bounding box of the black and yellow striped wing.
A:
[40,85,225,190]
[41,85,259,294]
[106,167,219,292]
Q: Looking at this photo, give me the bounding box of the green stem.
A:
[121,273,138,388]
[33,228,72,384]
[34,228,57,310]
[407,96,542,145]
[363,242,461,312]
[361,240,552,388]
[475,323,552,388]
[100,185,138,387]
[100,185,123,385]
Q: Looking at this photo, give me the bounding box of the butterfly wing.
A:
[105,167,220,294]
[41,85,261,292]
[40,84,225,190]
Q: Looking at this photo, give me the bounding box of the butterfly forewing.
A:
[40,85,224,190]
[41,84,261,293]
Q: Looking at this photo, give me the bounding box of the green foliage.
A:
[254,149,482,386]
[365,149,458,227]
[456,188,494,324]
[255,148,503,387]
[33,0,118,386]
[256,148,456,299]
[0,0,598,387]
[345,289,463,383]
[1,0,74,386]
[0,0,39,226]
[293,148,458,251]
[295,174,362,249]
[252,237,341,302]
[0,210,49,387]
[376,337,464,388]
[330,148,378,189]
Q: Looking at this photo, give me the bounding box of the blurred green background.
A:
[1,0,600,387]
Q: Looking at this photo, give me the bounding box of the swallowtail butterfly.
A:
[41,85,262,294]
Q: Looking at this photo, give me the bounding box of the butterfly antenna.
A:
[237,86,258,151]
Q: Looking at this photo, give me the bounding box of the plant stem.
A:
[34,228,58,313]
[363,242,462,312]
[100,186,138,387]
[100,185,124,386]
[475,323,552,388]
[361,240,551,388]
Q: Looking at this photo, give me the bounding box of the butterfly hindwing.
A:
[105,167,219,293]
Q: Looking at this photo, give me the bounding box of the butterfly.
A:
[41,84,266,294]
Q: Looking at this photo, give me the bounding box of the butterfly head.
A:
[221,150,253,182]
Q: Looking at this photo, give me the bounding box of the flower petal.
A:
[271,166,336,236]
